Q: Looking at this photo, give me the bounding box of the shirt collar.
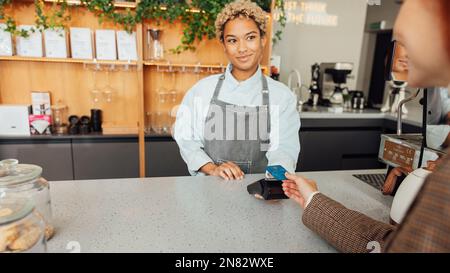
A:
[224,63,263,90]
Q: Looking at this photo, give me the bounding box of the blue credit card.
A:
[266,165,288,180]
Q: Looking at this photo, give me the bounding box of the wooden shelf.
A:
[144,61,225,69]
[0,56,138,65]
[144,61,269,74]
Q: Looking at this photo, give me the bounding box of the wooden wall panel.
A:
[0,61,141,129]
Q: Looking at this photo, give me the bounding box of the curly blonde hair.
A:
[215,0,268,42]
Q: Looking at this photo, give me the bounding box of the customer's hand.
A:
[382,166,413,195]
[208,161,244,180]
[282,173,319,209]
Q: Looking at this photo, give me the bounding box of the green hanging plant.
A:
[155,0,286,54]
[35,0,72,32]
[0,0,10,21]
[0,0,28,37]
[0,0,286,52]
[80,0,137,32]
[273,0,286,43]
[0,0,71,37]
[136,0,188,23]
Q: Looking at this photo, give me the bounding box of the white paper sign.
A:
[44,28,67,58]
[0,23,13,56]
[117,31,137,61]
[95,29,117,60]
[16,25,43,57]
[70,27,93,59]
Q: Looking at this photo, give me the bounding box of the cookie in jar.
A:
[0,159,55,240]
[0,198,47,253]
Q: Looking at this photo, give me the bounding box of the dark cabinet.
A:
[146,138,190,177]
[297,129,385,171]
[72,138,139,180]
[0,139,73,181]
[295,117,422,172]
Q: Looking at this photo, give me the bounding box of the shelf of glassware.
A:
[0,56,138,66]
[143,61,269,74]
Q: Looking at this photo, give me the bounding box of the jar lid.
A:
[0,197,34,225]
[0,159,43,186]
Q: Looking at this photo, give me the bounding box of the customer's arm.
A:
[282,173,396,253]
[303,193,396,253]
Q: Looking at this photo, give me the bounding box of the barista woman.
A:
[174,0,300,180]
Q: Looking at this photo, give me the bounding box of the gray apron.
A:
[203,74,270,174]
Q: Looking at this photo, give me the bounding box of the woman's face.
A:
[392,44,409,81]
[222,16,266,74]
[394,0,450,87]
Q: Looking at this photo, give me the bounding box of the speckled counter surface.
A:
[47,169,392,253]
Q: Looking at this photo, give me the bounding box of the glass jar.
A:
[0,159,54,240]
[147,28,164,61]
[51,100,68,135]
[0,198,47,253]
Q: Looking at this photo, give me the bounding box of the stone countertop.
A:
[47,169,392,253]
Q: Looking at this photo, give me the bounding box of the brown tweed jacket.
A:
[302,150,450,253]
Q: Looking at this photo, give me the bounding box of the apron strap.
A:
[262,74,269,105]
[261,75,271,137]
[211,74,226,101]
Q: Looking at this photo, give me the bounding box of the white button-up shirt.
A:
[174,65,301,175]
[427,87,450,150]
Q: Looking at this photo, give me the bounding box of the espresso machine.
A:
[318,62,353,107]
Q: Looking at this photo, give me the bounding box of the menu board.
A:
[95,29,117,60]
[117,31,137,61]
[70,27,93,59]
[16,25,43,57]
[44,28,67,58]
[0,23,13,56]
